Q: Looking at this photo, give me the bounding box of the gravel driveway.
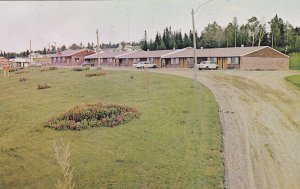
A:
[153,69,300,189]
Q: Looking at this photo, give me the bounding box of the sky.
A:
[0,0,300,52]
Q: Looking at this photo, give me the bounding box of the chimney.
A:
[241,45,244,47]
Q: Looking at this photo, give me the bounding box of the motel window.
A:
[75,58,80,62]
[208,57,217,63]
[171,58,179,64]
[228,57,239,64]
[62,57,65,62]
[148,58,153,63]
[133,59,137,63]
[187,58,194,64]
[109,58,113,62]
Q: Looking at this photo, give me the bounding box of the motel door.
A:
[217,58,228,69]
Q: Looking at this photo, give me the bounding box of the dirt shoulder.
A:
[153,69,300,189]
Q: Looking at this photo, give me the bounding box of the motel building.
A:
[82,46,289,70]
[50,49,94,66]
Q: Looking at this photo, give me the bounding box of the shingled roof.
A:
[116,49,178,59]
[51,49,94,57]
[85,51,133,59]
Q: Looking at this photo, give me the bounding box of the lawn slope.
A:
[289,52,300,70]
[286,74,300,88]
[0,68,224,189]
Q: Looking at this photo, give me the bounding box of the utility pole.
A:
[96,29,101,68]
[191,9,197,88]
[191,0,218,87]
[29,40,32,63]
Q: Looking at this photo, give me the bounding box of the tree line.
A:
[0,42,122,59]
[140,15,300,54]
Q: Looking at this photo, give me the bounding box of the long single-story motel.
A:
[53,46,289,70]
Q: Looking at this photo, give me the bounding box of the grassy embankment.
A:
[289,52,300,70]
[286,74,300,88]
[0,68,224,188]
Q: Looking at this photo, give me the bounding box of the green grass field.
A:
[0,68,224,189]
[289,53,300,70]
[286,74,300,88]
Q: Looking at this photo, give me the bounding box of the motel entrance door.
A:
[217,58,228,69]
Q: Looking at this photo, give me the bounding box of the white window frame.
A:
[171,58,179,64]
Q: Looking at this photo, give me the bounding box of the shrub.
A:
[44,102,139,130]
[41,68,49,72]
[19,77,28,82]
[130,74,134,79]
[37,82,51,89]
[15,70,29,74]
[9,67,21,72]
[72,67,90,71]
[41,66,57,72]
[85,71,106,77]
[50,66,58,70]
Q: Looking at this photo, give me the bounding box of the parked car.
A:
[135,61,157,69]
[197,61,218,70]
[81,61,94,67]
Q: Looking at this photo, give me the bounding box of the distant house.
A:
[50,49,95,66]
[9,58,30,68]
[0,56,8,64]
[116,43,141,52]
[85,51,134,67]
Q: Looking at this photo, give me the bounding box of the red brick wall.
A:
[240,57,289,70]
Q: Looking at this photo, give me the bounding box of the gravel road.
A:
[153,69,300,189]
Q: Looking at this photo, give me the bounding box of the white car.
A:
[135,61,157,69]
[197,61,218,70]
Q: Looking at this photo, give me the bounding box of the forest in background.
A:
[1,14,300,59]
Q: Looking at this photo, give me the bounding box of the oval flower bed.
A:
[44,103,139,130]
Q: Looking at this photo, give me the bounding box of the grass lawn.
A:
[0,68,224,189]
[286,74,300,88]
[289,52,300,70]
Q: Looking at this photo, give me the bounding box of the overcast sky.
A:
[0,0,300,52]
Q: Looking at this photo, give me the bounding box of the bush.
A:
[41,66,58,72]
[37,82,51,89]
[15,70,29,74]
[50,66,58,70]
[41,68,49,72]
[19,77,28,82]
[85,71,106,77]
[44,102,139,130]
[72,67,90,71]
[9,67,22,72]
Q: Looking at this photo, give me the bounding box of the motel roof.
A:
[51,49,94,58]
[85,51,132,59]
[162,46,289,58]
[116,49,178,59]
